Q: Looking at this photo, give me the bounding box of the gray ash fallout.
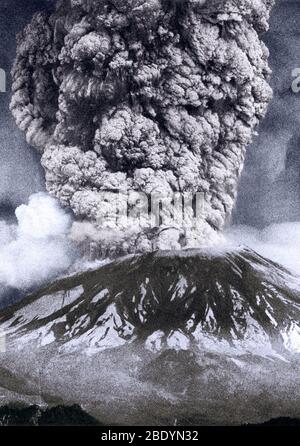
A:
[11,0,274,257]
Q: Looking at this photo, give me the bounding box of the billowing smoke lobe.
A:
[10,0,274,257]
[0,0,56,213]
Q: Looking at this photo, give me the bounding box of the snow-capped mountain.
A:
[0,247,300,425]
[1,247,300,357]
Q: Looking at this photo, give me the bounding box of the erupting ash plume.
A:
[10,0,274,257]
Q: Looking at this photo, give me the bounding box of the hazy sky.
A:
[235,0,300,226]
[0,0,299,227]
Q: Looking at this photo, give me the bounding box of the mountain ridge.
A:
[0,247,300,425]
[1,247,300,358]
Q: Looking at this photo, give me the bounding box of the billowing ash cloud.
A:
[10,0,274,257]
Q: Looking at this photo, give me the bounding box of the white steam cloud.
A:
[227,223,300,276]
[0,193,76,291]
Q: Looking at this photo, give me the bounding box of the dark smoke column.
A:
[10,0,275,257]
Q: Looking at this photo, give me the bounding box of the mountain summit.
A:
[1,247,300,356]
[0,247,299,425]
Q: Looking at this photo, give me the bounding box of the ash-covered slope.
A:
[0,249,300,355]
[1,248,300,357]
[1,248,300,426]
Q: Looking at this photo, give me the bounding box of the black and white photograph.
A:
[0,0,300,434]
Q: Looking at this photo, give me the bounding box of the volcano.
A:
[0,247,300,425]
